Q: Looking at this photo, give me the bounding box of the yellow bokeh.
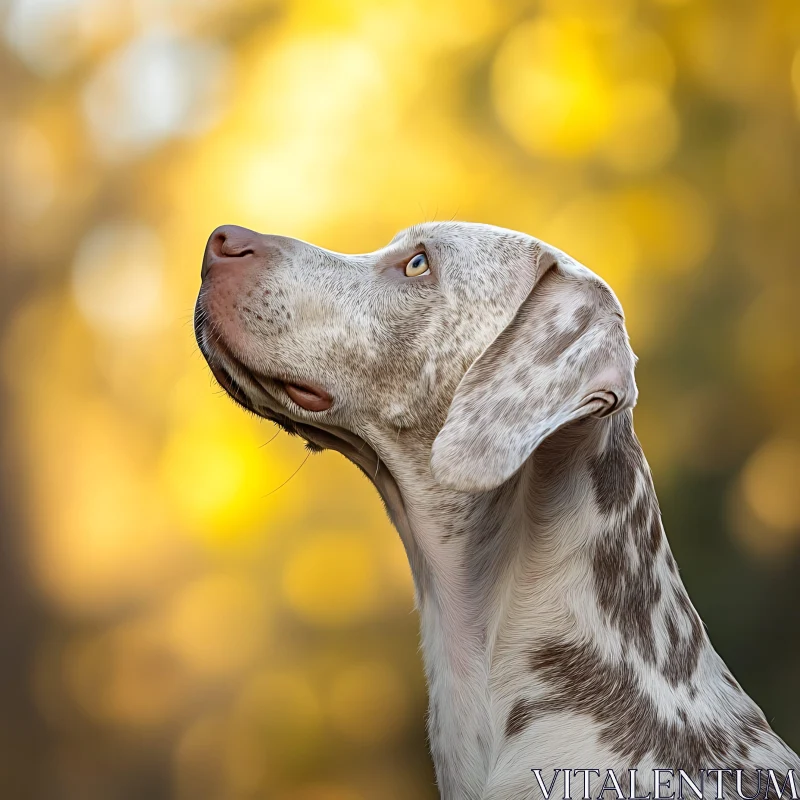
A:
[174,713,231,800]
[492,17,676,171]
[601,81,679,173]
[60,619,189,728]
[793,49,800,120]
[159,409,292,549]
[741,438,800,534]
[492,19,614,159]
[282,532,382,627]
[166,573,270,679]
[2,0,800,795]
[327,660,409,745]
[277,787,365,800]
[614,177,713,273]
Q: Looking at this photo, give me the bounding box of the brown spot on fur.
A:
[588,412,641,515]
[662,592,705,686]
[536,305,594,365]
[666,549,679,575]
[528,638,770,767]
[592,493,663,663]
[724,672,743,693]
[506,698,536,738]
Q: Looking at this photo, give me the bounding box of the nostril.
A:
[209,226,259,259]
[208,230,229,259]
[202,225,262,280]
[220,242,255,259]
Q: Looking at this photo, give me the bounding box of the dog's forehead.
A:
[387,220,531,251]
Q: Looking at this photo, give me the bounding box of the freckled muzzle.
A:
[196,224,334,413]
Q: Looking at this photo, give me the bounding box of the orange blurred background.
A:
[1,1,799,798]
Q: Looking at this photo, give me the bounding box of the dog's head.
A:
[195,222,637,494]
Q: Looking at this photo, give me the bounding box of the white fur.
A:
[196,222,799,799]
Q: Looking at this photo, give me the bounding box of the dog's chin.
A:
[198,329,400,493]
[198,340,325,453]
[194,309,334,453]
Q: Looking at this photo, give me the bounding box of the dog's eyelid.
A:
[408,243,430,263]
[405,246,424,258]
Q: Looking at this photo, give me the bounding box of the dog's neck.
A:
[374,411,795,799]
[395,412,691,679]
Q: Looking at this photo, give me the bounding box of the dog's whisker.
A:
[261,450,311,498]
[258,429,282,448]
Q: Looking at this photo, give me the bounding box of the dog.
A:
[194,222,799,800]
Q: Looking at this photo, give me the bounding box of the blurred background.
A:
[1,0,799,797]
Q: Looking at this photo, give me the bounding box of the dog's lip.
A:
[196,314,333,414]
[282,379,333,412]
[209,361,237,395]
[203,333,332,413]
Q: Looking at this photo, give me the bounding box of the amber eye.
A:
[404,252,430,277]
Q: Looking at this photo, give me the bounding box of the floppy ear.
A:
[430,246,638,493]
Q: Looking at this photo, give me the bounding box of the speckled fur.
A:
[195,222,798,800]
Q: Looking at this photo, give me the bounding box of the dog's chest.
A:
[420,600,497,799]
[419,618,615,800]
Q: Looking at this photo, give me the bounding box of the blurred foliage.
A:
[1,0,799,798]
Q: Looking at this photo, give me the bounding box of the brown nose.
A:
[201,224,265,281]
